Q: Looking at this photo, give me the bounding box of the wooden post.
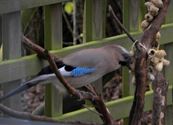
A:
[73,0,77,45]
[83,0,106,43]
[165,106,173,125]
[44,4,63,50]
[2,13,21,59]
[165,0,173,24]
[164,1,173,123]
[44,3,63,117]
[92,0,106,40]
[1,11,22,110]
[122,67,130,97]
[0,15,2,47]
[122,0,140,98]
[83,0,107,95]
[122,0,145,96]
[123,0,145,32]
[122,0,145,124]
[83,0,92,43]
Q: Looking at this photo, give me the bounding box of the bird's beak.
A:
[119,55,135,72]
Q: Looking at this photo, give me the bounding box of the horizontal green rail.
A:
[0,0,67,14]
[55,86,173,123]
[0,23,173,84]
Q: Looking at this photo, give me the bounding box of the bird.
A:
[0,44,132,101]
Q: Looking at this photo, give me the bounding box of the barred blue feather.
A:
[71,67,96,77]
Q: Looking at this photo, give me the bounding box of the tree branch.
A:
[129,0,170,125]
[0,103,100,125]
[152,72,168,125]
[141,0,170,48]
[0,103,60,123]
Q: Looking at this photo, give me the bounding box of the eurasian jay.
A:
[0,44,132,101]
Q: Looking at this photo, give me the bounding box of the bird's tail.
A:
[0,75,47,102]
[0,82,38,102]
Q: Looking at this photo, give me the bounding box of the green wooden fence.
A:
[0,0,173,124]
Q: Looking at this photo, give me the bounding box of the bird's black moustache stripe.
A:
[56,61,76,71]
[64,65,76,71]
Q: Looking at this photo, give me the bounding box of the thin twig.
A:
[109,5,136,43]
[62,9,82,44]
[0,103,58,123]
[22,36,63,65]
[0,103,100,125]
[85,85,97,96]
[62,10,73,34]
[82,105,103,117]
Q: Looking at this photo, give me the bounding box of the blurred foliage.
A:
[64,2,73,15]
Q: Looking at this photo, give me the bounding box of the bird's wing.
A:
[61,47,122,88]
[63,48,106,67]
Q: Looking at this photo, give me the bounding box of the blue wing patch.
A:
[71,67,96,77]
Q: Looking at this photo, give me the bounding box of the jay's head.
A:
[119,53,134,70]
[102,44,134,71]
[111,45,134,70]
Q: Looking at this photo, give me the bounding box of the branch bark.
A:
[0,103,100,125]
[129,0,170,125]
[152,72,168,125]
[0,103,61,123]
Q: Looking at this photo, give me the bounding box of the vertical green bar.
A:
[0,16,1,63]
[92,0,107,40]
[123,0,130,30]
[44,5,63,50]
[122,0,144,96]
[83,0,106,43]
[122,0,144,124]
[44,4,63,117]
[165,106,173,125]
[2,11,22,111]
[165,0,173,24]
[83,0,93,43]
[122,67,131,124]
[122,67,130,97]
[123,0,143,32]
[83,0,107,95]
[21,9,37,32]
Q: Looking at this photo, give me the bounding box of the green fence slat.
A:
[0,0,68,14]
[55,86,172,123]
[44,3,63,117]
[0,24,173,84]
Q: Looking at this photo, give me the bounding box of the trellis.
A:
[0,0,173,124]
